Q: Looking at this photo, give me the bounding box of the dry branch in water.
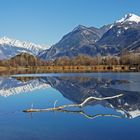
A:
[23,94,123,113]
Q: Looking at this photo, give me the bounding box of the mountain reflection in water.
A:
[0,74,140,119]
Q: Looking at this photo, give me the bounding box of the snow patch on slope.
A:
[116,13,140,24]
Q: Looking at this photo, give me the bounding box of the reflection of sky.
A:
[0,84,139,140]
[0,73,140,140]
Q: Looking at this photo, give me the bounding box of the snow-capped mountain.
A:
[0,77,50,97]
[97,13,140,54]
[40,13,140,59]
[0,37,48,59]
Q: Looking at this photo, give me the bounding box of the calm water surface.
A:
[0,73,140,140]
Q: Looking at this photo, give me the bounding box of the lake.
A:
[0,72,140,140]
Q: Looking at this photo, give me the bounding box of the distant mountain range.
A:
[0,37,48,60]
[0,13,140,60]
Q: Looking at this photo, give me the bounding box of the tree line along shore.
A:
[0,52,140,72]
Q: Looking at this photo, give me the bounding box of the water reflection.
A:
[0,77,50,97]
[0,75,140,119]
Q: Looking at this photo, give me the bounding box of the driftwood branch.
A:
[23,94,123,113]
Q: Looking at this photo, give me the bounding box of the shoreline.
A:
[0,65,140,75]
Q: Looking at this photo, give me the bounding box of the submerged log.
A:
[23,94,123,113]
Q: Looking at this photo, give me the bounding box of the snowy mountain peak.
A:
[0,36,46,50]
[0,36,49,59]
[116,13,140,24]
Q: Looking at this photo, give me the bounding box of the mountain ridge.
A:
[39,13,140,59]
[1,13,140,60]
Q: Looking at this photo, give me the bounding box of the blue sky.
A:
[0,0,140,46]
